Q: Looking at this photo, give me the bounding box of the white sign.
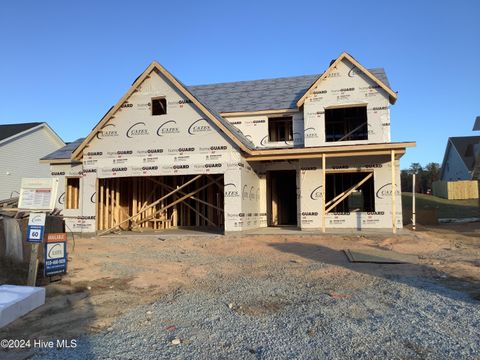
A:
[46,242,65,260]
[28,213,46,226]
[18,178,59,211]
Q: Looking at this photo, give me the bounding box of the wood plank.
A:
[99,174,203,235]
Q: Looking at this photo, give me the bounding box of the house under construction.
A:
[41,52,415,234]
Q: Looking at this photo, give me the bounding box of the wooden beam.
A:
[98,174,203,235]
[391,150,397,234]
[325,172,374,208]
[137,176,222,226]
[147,177,224,212]
[326,172,373,214]
[322,154,326,233]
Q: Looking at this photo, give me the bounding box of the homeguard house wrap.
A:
[41,52,415,234]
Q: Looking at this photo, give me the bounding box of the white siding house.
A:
[0,122,65,200]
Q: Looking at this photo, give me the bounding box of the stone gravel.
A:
[32,253,480,360]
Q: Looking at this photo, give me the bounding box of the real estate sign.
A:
[18,178,59,212]
[44,233,67,277]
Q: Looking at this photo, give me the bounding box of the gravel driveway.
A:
[33,237,480,360]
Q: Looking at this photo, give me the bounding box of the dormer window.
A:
[325,106,367,142]
[268,116,293,142]
[151,98,167,115]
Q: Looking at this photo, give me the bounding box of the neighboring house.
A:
[440,136,480,181]
[41,52,415,233]
[0,122,65,200]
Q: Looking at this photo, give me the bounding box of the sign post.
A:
[19,178,59,287]
[26,213,46,286]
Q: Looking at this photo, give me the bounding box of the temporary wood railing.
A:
[325,172,373,214]
[98,174,202,235]
[135,176,223,227]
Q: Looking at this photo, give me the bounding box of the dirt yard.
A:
[1,224,479,359]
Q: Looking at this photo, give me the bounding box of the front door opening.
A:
[267,170,297,226]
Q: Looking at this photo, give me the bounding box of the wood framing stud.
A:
[391,150,397,234]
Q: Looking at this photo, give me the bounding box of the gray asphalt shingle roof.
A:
[41,138,85,160]
[473,116,480,131]
[0,122,43,142]
[450,136,480,171]
[188,68,390,113]
[42,67,392,160]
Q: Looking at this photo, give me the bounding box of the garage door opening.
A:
[97,174,224,233]
[267,170,297,226]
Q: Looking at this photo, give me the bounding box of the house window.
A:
[325,106,368,142]
[326,172,375,212]
[66,177,80,209]
[268,116,293,142]
[151,98,167,115]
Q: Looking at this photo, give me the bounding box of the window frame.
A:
[151,97,167,116]
[65,176,81,210]
[268,116,293,143]
[324,104,368,143]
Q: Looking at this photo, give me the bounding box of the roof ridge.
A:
[188,73,322,88]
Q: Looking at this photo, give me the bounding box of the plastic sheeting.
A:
[3,218,23,262]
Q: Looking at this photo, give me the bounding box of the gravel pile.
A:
[33,254,480,360]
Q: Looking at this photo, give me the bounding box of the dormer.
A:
[298,52,397,147]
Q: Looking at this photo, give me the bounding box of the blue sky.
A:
[0,0,478,168]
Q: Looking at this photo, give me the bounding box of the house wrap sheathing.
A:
[41,52,415,233]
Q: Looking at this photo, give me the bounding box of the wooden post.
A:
[105,179,110,229]
[27,243,40,286]
[391,150,397,234]
[98,179,103,231]
[412,173,416,231]
[322,153,326,233]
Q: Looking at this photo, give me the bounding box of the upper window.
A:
[66,177,80,209]
[268,116,293,142]
[151,98,167,115]
[325,106,367,142]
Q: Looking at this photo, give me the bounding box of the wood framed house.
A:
[41,52,415,233]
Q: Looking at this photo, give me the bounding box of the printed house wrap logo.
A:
[58,192,65,205]
[157,120,180,136]
[224,183,239,197]
[96,123,119,140]
[310,185,323,200]
[304,127,318,139]
[126,122,149,138]
[376,183,400,199]
[188,118,212,135]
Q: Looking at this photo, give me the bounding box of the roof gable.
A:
[72,62,255,160]
[0,122,43,142]
[296,52,398,107]
[449,136,480,172]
